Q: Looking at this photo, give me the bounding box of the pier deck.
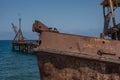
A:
[12,40,37,54]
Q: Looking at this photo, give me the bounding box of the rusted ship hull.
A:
[36,51,120,80]
[34,31,120,80]
[32,0,120,79]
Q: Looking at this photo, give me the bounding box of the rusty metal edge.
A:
[34,48,120,64]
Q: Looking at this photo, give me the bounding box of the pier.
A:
[12,40,37,53]
[11,18,38,54]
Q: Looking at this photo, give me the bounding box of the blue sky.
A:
[0,0,103,40]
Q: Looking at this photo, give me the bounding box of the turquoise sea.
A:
[0,40,40,80]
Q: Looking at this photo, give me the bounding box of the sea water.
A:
[0,40,40,80]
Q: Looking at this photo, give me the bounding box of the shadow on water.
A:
[0,40,40,80]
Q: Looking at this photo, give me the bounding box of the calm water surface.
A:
[0,40,40,80]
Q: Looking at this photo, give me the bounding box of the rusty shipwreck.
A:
[33,0,120,80]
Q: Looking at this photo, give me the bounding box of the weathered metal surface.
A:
[32,20,120,80]
[32,0,120,80]
[102,0,120,7]
[32,20,59,33]
[34,31,120,62]
[36,52,120,80]
[102,0,120,40]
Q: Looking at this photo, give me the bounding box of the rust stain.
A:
[38,52,120,80]
[32,0,120,80]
